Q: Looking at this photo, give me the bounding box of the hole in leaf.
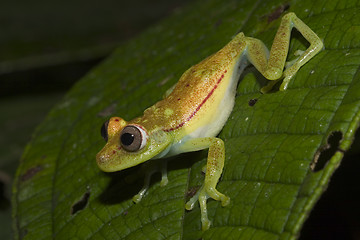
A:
[312,131,343,172]
[71,191,90,215]
[301,131,360,239]
[214,19,223,28]
[248,98,258,106]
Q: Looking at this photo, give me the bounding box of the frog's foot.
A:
[285,50,305,68]
[185,185,230,231]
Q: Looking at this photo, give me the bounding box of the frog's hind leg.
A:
[246,12,323,92]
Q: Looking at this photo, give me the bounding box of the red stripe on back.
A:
[163,69,227,132]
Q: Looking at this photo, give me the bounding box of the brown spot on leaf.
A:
[97,103,117,117]
[20,165,43,182]
[214,19,222,28]
[264,4,290,23]
[187,186,200,198]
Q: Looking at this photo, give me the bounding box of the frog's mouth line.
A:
[163,69,227,133]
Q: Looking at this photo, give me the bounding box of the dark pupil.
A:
[121,133,134,146]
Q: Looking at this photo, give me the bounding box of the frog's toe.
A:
[221,195,230,207]
[185,189,200,210]
[185,200,195,210]
[280,78,290,91]
[160,177,168,186]
[132,194,142,203]
[133,187,148,203]
[201,218,211,231]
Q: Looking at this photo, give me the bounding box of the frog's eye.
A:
[100,120,109,142]
[120,125,148,152]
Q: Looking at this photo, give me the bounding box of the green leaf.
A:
[12,0,360,239]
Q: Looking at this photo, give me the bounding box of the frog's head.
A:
[96,117,171,172]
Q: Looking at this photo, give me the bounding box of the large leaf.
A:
[12,0,360,239]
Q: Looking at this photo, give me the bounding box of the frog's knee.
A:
[264,67,282,80]
[283,12,296,20]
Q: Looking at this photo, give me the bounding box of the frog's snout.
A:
[96,151,106,165]
[96,151,107,169]
[96,147,115,172]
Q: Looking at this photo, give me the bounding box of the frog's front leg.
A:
[246,12,323,92]
[179,137,230,231]
[132,160,169,203]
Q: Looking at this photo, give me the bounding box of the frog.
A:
[96,12,323,231]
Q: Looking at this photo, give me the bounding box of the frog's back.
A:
[135,33,247,137]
